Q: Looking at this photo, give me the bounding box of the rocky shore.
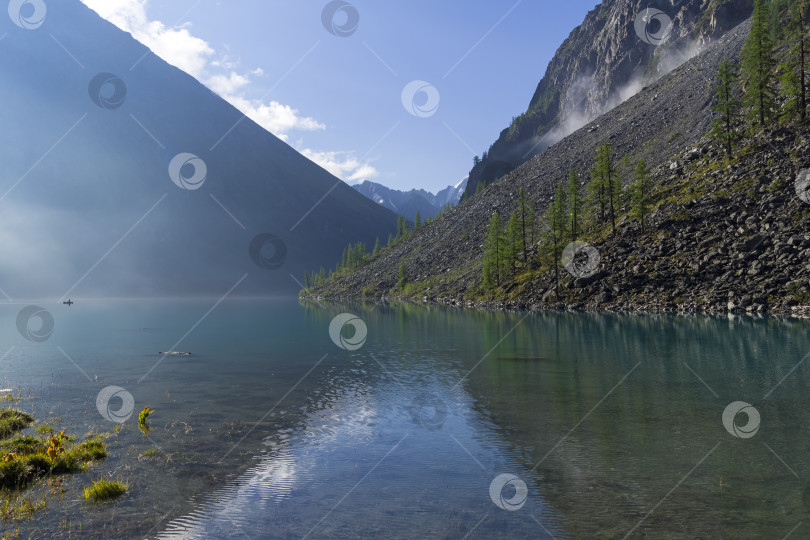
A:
[304,125,810,318]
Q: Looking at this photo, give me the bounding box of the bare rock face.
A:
[703,0,755,43]
[465,0,753,196]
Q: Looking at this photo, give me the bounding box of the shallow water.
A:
[1,299,809,538]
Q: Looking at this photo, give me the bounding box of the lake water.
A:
[1,298,809,539]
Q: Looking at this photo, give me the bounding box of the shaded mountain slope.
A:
[0,0,396,298]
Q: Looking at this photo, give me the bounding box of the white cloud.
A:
[206,71,250,95]
[300,150,379,184]
[225,96,325,142]
[82,0,213,77]
[80,0,367,179]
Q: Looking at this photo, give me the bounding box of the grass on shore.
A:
[0,407,111,524]
[0,492,46,523]
[83,478,127,503]
[0,433,107,490]
[0,411,34,439]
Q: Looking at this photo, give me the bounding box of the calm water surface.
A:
[1,298,809,539]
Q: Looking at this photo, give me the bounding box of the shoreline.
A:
[300,294,810,319]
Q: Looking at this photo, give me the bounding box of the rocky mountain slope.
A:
[301,17,810,314]
[465,0,754,197]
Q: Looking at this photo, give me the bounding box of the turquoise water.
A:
[2,299,809,538]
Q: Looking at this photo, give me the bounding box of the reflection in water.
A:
[156,326,562,539]
[461,309,810,539]
[1,300,808,538]
[153,302,810,539]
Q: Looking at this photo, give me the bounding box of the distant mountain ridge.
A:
[353,178,467,220]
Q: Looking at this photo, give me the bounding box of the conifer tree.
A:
[398,259,407,289]
[710,59,742,156]
[396,214,409,239]
[741,0,777,128]
[544,181,569,299]
[604,145,619,235]
[526,199,537,248]
[517,187,529,261]
[779,0,808,123]
[567,170,582,242]
[587,164,607,225]
[631,159,653,233]
[505,213,522,276]
[414,210,422,230]
[483,212,505,289]
[373,237,381,256]
[589,144,619,234]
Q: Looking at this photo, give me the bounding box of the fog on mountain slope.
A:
[465,0,755,198]
[0,0,396,299]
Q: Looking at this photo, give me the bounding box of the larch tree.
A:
[710,59,742,156]
[397,259,408,289]
[526,198,537,249]
[590,144,620,234]
[544,181,568,300]
[567,170,582,242]
[741,0,777,128]
[396,214,409,239]
[779,0,808,123]
[505,213,522,277]
[483,212,505,289]
[587,163,607,226]
[518,187,529,262]
[631,159,653,233]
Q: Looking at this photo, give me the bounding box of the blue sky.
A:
[82,0,601,192]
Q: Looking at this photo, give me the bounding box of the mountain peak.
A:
[353,179,466,219]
